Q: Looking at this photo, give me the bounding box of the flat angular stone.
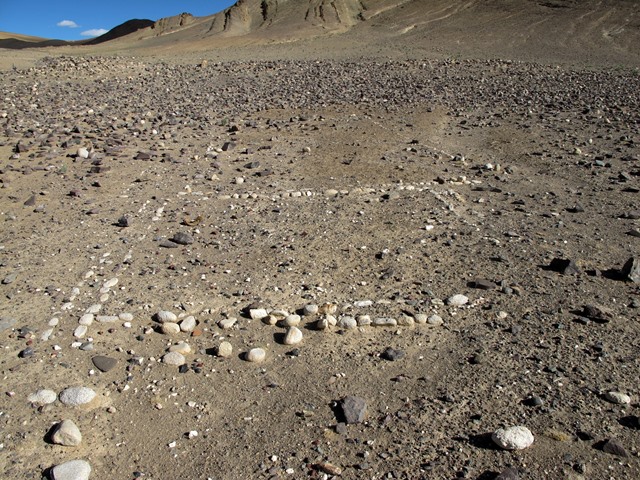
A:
[581,304,613,323]
[91,355,117,372]
[159,239,179,248]
[602,438,628,457]
[621,257,640,283]
[171,232,194,245]
[549,258,580,275]
[470,279,497,290]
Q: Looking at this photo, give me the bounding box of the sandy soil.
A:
[0,2,640,479]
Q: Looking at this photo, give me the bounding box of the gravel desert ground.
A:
[1,1,640,479]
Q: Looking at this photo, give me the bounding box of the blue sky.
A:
[0,0,236,40]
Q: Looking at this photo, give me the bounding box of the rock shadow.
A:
[468,433,500,450]
[619,415,640,429]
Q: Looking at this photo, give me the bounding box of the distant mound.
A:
[0,18,154,49]
[84,19,154,45]
[0,31,69,50]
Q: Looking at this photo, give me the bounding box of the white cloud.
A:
[57,20,79,28]
[81,28,108,37]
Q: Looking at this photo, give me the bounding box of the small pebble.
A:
[157,310,177,323]
[51,459,91,480]
[28,389,57,405]
[169,342,192,354]
[171,232,194,245]
[602,438,628,457]
[496,467,520,480]
[492,426,534,450]
[372,317,397,327]
[19,347,34,358]
[414,313,428,324]
[246,348,266,363]
[446,294,469,306]
[163,351,186,366]
[73,325,88,338]
[218,318,237,330]
[249,308,269,320]
[337,316,357,329]
[604,391,631,405]
[284,327,303,345]
[381,347,405,361]
[340,395,367,424]
[85,304,101,314]
[161,322,181,335]
[216,341,233,358]
[303,304,318,315]
[59,387,96,407]
[91,356,117,372]
[180,316,197,332]
[51,419,82,446]
[283,314,301,327]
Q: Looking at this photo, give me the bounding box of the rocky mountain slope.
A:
[91,0,637,65]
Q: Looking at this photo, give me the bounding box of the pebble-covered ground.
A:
[0,54,639,479]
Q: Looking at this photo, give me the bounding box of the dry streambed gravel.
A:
[0,55,639,479]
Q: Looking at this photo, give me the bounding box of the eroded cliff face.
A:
[206,0,374,37]
[151,12,197,35]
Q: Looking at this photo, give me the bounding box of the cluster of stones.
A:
[27,387,97,480]
[17,56,639,125]
[31,243,139,477]
[153,295,466,367]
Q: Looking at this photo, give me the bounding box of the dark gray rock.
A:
[581,304,613,323]
[91,355,117,372]
[159,239,179,248]
[496,467,520,480]
[340,396,367,424]
[171,232,194,245]
[469,278,497,290]
[381,347,405,361]
[549,258,580,275]
[602,438,628,457]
